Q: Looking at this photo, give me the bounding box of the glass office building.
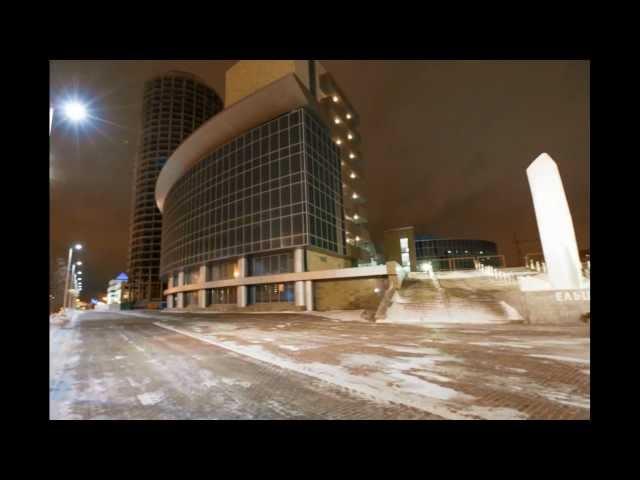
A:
[156,61,386,311]
[160,107,346,280]
[415,237,499,271]
[415,237,497,259]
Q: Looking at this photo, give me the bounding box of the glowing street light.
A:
[63,102,87,122]
[63,243,84,310]
[76,261,82,266]
[50,100,89,136]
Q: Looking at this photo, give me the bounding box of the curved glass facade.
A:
[414,238,499,271]
[160,107,345,278]
[415,238,497,259]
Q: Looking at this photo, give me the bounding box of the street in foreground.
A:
[50,311,589,420]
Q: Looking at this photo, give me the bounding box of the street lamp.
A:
[63,243,83,310]
[50,101,88,136]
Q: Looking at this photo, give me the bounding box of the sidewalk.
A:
[152,313,590,420]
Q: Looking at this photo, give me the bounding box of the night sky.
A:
[49,60,589,302]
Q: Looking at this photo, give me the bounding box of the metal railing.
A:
[417,255,505,272]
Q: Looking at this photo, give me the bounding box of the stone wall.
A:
[206,304,239,313]
[307,249,352,271]
[242,303,305,312]
[520,289,590,324]
[314,277,387,311]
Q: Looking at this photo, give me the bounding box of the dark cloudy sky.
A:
[49,60,589,302]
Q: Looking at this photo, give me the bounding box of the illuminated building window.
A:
[400,237,410,267]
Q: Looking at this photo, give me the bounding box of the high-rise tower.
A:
[127,71,223,306]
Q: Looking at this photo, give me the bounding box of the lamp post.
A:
[63,244,82,310]
[50,101,88,136]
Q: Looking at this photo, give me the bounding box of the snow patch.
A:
[505,367,527,373]
[67,355,80,365]
[280,345,301,351]
[385,372,461,400]
[386,346,442,355]
[137,391,165,406]
[499,301,523,320]
[541,391,590,410]
[221,377,252,388]
[529,354,589,365]
[469,342,533,349]
[466,406,528,420]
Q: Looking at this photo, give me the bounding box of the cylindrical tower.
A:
[127,71,223,306]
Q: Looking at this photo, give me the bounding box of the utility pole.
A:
[62,247,73,311]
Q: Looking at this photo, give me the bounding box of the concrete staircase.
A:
[381,272,524,324]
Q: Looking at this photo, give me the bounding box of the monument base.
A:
[519,289,590,325]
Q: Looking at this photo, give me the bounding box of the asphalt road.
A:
[49,311,438,420]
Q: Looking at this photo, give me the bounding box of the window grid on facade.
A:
[249,251,294,276]
[249,283,295,304]
[128,72,223,303]
[160,107,345,278]
[206,287,237,305]
[415,239,498,260]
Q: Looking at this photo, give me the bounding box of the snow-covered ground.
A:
[152,314,590,420]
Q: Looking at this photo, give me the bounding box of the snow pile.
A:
[50,312,69,325]
[305,310,371,323]
[50,309,83,326]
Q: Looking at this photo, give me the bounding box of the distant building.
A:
[127,72,224,307]
[383,226,418,272]
[415,236,499,271]
[107,272,129,308]
[384,226,502,271]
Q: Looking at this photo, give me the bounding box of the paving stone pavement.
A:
[51,310,589,420]
[145,310,590,420]
[50,312,441,419]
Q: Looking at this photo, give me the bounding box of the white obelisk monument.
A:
[526,153,583,290]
